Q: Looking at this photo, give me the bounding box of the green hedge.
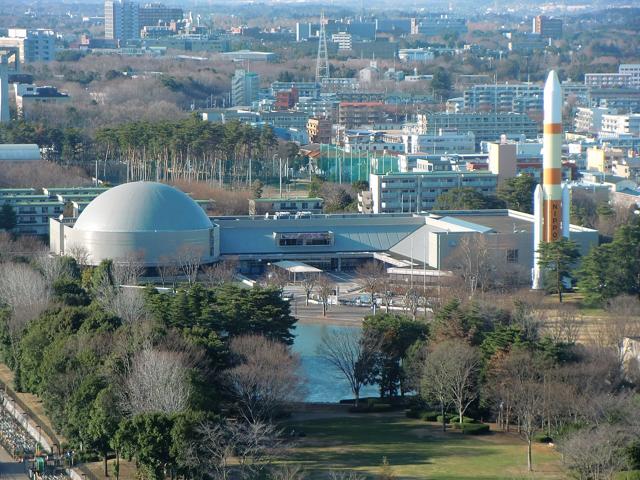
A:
[533,433,553,443]
[451,423,490,435]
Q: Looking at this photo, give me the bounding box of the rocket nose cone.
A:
[544,70,561,92]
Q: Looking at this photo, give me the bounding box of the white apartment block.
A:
[584,73,634,89]
[331,32,353,50]
[0,29,56,63]
[574,106,614,134]
[402,130,476,154]
[368,170,498,214]
[463,84,543,114]
[600,114,640,138]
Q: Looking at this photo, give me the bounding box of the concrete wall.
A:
[62,225,219,266]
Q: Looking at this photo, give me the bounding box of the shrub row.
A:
[451,423,491,435]
[349,403,393,413]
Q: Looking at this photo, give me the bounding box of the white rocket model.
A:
[532,70,571,290]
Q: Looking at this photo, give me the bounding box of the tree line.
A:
[0,254,306,480]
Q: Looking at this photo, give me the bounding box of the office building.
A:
[0,29,56,63]
[398,48,435,62]
[368,170,498,214]
[231,69,260,106]
[507,33,548,53]
[410,15,467,36]
[248,197,324,215]
[138,3,183,28]
[105,0,140,41]
[532,15,563,39]
[13,84,70,119]
[414,112,539,145]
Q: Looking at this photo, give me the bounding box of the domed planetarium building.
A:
[50,182,219,266]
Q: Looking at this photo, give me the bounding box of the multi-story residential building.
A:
[585,73,634,89]
[574,106,614,134]
[320,77,359,93]
[259,111,309,130]
[600,114,640,138]
[586,146,626,173]
[295,98,339,120]
[413,112,539,145]
[271,81,320,99]
[619,64,640,87]
[231,69,260,106]
[274,88,298,110]
[402,129,476,154]
[13,84,70,119]
[331,32,353,50]
[463,83,543,115]
[0,29,56,63]
[368,170,498,213]
[105,0,140,41]
[138,3,183,28]
[343,130,405,154]
[562,81,591,106]
[397,48,435,62]
[532,15,563,39]
[338,102,387,129]
[307,118,333,144]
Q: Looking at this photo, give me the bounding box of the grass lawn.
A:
[279,412,566,480]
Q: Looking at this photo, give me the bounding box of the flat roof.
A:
[273,260,322,273]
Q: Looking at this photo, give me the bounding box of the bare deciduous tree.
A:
[157,255,179,289]
[449,234,494,297]
[356,261,385,307]
[558,425,633,480]
[202,258,238,288]
[177,245,204,285]
[300,274,317,306]
[66,244,91,267]
[502,351,545,472]
[316,275,334,317]
[112,252,146,286]
[34,253,74,284]
[226,335,303,422]
[317,329,377,407]
[401,286,422,320]
[262,265,289,290]
[421,340,480,430]
[120,345,194,415]
[0,263,51,366]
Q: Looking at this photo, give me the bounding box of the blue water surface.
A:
[292,323,379,403]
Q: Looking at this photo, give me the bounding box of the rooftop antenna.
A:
[315,11,330,82]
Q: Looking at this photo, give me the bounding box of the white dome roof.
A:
[74,182,212,232]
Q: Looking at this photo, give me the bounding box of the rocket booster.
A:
[542,70,563,242]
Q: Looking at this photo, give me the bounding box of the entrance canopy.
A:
[272,260,322,274]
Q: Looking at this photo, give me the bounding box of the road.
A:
[0,446,27,479]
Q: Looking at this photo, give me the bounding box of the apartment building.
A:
[600,114,640,138]
[463,83,543,115]
[586,146,626,174]
[13,84,70,119]
[338,102,387,129]
[271,81,320,99]
[414,112,539,144]
[231,69,260,106]
[402,130,476,154]
[307,118,333,144]
[584,73,634,89]
[368,170,498,213]
[574,107,615,134]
